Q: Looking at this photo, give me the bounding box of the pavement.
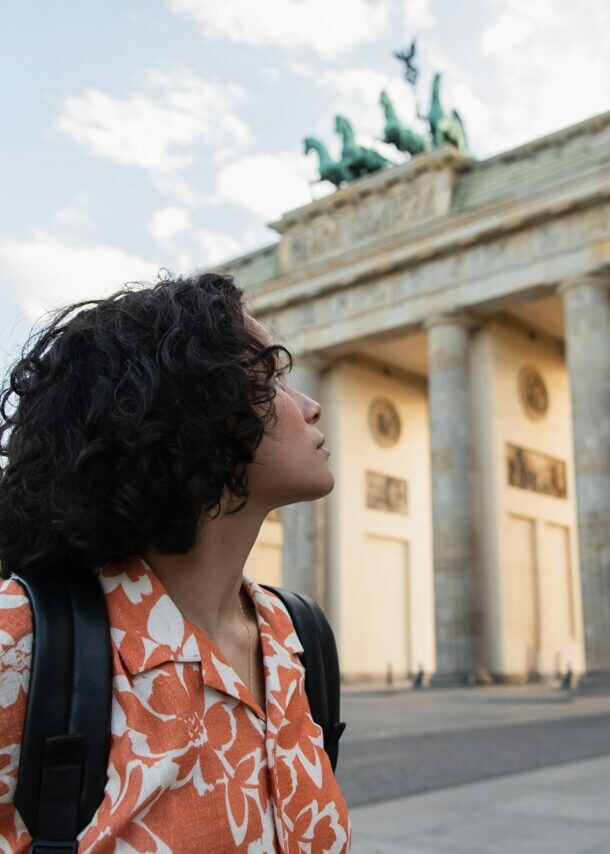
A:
[349,755,610,853]
[338,684,610,853]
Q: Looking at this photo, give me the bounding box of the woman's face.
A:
[246,321,335,510]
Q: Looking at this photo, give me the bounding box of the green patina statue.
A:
[304,118,391,188]
[303,137,353,188]
[334,115,391,179]
[304,43,471,188]
[379,90,429,156]
[419,72,469,155]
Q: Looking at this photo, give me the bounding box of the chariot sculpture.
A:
[304,42,471,189]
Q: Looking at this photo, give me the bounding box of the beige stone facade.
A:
[227,111,610,684]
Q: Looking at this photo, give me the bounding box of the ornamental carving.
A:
[366,471,408,514]
[518,366,549,420]
[369,398,401,447]
[285,175,439,268]
[507,444,567,499]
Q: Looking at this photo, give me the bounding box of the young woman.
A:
[0,272,350,852]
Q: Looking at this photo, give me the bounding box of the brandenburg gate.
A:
[229,110,610,685]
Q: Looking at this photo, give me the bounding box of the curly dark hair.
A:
[0,272,291,577]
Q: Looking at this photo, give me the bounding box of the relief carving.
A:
[366,471,409,514]
[285,173,443,268]
[369,398,402,447]
[507,444,567,498]
[518,366,549,420]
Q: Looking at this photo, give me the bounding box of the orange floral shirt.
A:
[0,557,350,852]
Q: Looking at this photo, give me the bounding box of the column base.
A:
[577,670,610,695]
[430,671,478,688]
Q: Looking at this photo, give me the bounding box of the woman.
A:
[0,272,350,852]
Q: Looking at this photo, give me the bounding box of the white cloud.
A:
[153,174,208,206]
[55,195,95,235]
[57,68,253,174]
[166,0,392,55]
[481,0,556,54]
[478,0,610,154]
[146,207,270,271]
[318,68,423,142]
[259,67,280,85]
[147,207,193,246]
[180,225,276,271]
[402,0,434,31]
[56,207,94,232]
[213,152,324,221]
[196,230,243,266]
[0,232,159,320]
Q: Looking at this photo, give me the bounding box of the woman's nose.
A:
[307,396,322,424]
[296,388,321,423]
[310,402,321,423]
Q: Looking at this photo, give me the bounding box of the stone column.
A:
[426,314,480,684]
[280,357,324,600]
[560,274,610,676]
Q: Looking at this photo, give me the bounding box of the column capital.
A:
[557,271,610,297]
[424,312,476,332]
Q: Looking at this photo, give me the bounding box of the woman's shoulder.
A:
[0,577,33,657]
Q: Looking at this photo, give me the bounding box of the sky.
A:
[1,0,610,372]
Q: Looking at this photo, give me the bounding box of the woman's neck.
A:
[141,501,268,640]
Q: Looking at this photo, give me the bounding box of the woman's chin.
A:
[277,475,335,507]
[307,471,335,499]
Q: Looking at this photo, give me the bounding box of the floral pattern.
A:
[0,557,350,852]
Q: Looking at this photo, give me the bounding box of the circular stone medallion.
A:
[369,398,401,447]
[518,366,549,420]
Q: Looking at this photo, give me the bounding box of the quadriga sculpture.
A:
[334,115,391,180]
[419,72,469,155]
[379,90,429,156]
[303,137,353,188]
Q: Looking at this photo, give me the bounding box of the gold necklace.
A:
[238,591,254,696]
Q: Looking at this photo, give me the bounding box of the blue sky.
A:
[1,0,609,372]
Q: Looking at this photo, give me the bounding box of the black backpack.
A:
[12,568,346,854]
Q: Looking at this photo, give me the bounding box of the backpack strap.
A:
[13,569,112,852]
[262,586,346,771]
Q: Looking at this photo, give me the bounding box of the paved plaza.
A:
[349,755,610,854]
[339,685,610,852]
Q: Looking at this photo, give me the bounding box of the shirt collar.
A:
[98,558,304,714]
[99,556,203,676]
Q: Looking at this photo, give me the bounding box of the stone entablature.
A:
[265,196,610,355]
